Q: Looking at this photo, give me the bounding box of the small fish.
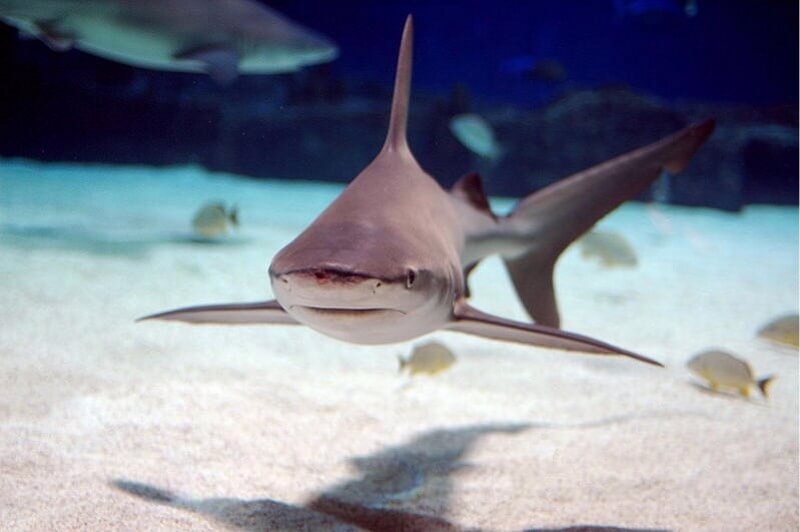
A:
[686,349,775,398]
[192,202,238,239]
[757,314,799,348]
[398,341,456,377]
[578,230,638,268]
[449,114,504,160]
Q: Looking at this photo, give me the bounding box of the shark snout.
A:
[270,266,406,311]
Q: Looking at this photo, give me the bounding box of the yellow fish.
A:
[687,349,775,398]
[192,202,238,239]
[757,314,799,348]
[399,341,456,376]
[578,230,637,268]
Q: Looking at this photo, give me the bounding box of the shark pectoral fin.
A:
[138,300,298,325]
[447,300,663,366]
[174,46,241,85]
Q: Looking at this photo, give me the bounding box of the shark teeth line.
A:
[293,306,406,315]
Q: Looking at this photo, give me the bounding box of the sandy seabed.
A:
[0,160,797,531]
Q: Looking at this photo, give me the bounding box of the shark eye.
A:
[405,269,417,289]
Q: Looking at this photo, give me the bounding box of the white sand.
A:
[0,159,797,531]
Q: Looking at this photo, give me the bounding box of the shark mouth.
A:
[292,305,406,316]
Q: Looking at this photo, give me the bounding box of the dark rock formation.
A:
[421,87,797,211]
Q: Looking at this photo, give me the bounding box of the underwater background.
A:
[0,0,797,210]
[0,1,797,530]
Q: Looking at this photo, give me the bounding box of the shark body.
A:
[0,0,337,83]
[143,17,714,366]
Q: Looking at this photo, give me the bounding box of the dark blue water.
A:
[280,0,798,105]
[0,0,795,208]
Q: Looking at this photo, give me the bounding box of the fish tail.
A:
[229,206,239,227]
[498,119,715,328]
[757,375,776,398]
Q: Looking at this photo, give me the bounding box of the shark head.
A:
[268,16,461,343]
[269,227,454,343]
[238,6,338,72]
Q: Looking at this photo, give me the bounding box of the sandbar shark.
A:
[142,16,714,366]
[0,0,337,83]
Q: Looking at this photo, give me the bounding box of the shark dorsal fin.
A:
[382,15,414,153]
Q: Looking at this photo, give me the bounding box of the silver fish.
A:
[687,349,775,398]
[449,113,503,160]
[191,202,238,239]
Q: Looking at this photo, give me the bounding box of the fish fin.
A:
[462,261,479,299]
[397,355,407,373]
[504,248,560,328]
[175,45,240,85]
[447,299,663,366]
[33,21,74,51]
[229,206,239,227]
[381,15,413,152]
[502,119,714,325]
[757,376,776,398]
[17,29,38,41]
[138,300,297,325]
[451,172,497,220]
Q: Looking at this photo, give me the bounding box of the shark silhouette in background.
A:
[0,0,337,83]
[142,16,714,366]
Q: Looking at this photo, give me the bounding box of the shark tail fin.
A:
[382,15,414,153]
[662,120,715,174]
[501,119,715,328]
[503,250,560,328]
[757,375,776,398]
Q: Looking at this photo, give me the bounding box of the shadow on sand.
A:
[112,417,683,531]
[0,223,251,259]
[114,423,526,531]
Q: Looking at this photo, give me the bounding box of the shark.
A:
[142,16,714,366]
[0,0,338,83]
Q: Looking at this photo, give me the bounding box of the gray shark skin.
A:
[142,17,715,366]
[0,0,337,83]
